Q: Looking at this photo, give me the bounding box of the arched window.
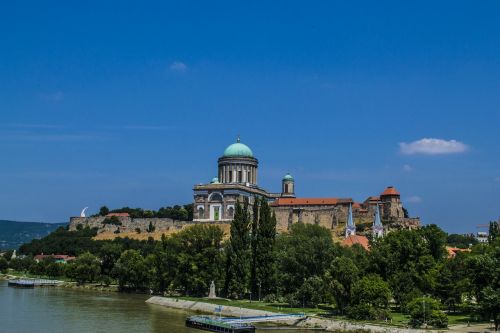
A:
[228,206,234,219]
[198,207,204,219]
[210,193,223,202]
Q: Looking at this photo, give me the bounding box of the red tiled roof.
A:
[106,213,130,217]
[34,254,76,261]
[446,247,471,258]
[367,196,380,202]
[271,198,353,206]
[380,186,400,196]
[352,202,362,209]
[341,235,370,251]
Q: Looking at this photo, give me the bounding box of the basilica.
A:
[193,138,420,238]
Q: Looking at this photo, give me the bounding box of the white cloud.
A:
[169,61,187,72]
[399,138,468,155]
[403,164,413,172]
[39,91,64,102]
[407,195,422,203]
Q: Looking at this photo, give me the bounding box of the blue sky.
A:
[1,1,499,233]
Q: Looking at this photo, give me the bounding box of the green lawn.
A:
[174,297,480,329]
[176,296,332,315]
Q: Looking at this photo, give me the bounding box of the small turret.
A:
[373,203,384,238]
[345,204,356,238]
[281,173,295,198]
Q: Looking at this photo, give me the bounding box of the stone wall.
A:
[272,205,420,238]
[69,216,192,234]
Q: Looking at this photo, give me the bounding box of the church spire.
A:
[345,203,356,238]
[373,203,384,238]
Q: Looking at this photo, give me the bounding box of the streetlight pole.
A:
[423,298,426,328]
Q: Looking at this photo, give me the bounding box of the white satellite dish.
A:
[80,207,89,217]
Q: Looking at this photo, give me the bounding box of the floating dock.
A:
[186,313,307,332]
[8,279,61,288]
[186,316,256,333]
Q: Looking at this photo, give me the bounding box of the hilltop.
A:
[0,220,67,250]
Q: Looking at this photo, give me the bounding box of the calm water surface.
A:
[0,281,311,333]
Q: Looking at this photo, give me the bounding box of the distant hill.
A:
[0,220,67,250]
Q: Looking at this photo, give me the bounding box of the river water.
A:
[0,281,311,333]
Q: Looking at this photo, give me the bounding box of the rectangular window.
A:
[238,171,242,182]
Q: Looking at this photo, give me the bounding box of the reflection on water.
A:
[0,281,312,333]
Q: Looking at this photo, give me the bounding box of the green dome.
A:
[282,173,294,182]
[223,138,254,157]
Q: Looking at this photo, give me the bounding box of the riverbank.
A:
[0,272,119,292]
[147,296,428,333]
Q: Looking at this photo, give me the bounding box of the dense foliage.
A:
[97,204,194,221]
[6,212,500,329]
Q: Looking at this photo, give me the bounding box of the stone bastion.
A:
[69,216,194,234]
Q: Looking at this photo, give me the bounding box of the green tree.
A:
[407,297,448,328]
[474,240,500,330]
[465,253,495,302]
[369,229,435,309]
[294,276,327,308]
[276,223,335,295]
[66,252,100,284]
[347,274,391,320]
[112,249,149,290]
[351,274,391,309]
[99,206,110,216]
[146,239,178,294]
[9,257,34,272]
[99,242,123,277]
[254,198,277,298]
[326,257,359,313]
[250,196,259,296]
[171,224,225,296]
[0,256,8,273]
[224,199,251,299]
[489,221,499,243]
[433,255,469,312]
[447,233,478,248]
[419,224,447,261]
[46,262,64,278]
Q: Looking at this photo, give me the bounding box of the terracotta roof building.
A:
[342,235,370,251]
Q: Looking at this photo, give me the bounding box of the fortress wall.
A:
[69,216,192,233]
[272,205,419,238]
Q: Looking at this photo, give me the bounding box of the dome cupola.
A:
[223,137,254,158]
[217,137,259,185]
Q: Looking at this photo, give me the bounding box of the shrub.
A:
[408,297,448,328]
[102,216,122,226]
[346,304,391,321]
[0,256,8,273]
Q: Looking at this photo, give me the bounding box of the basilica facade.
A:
[193,139,420,236]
